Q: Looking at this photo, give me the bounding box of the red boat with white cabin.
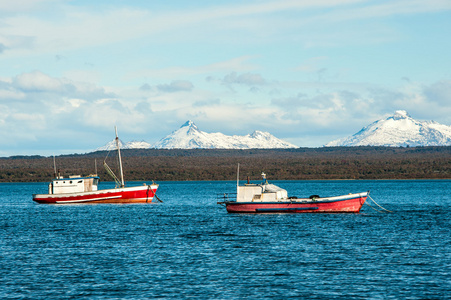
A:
[218,167,368,213]
[32,127,159,204]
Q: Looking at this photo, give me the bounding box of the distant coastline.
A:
[1,146,450,182]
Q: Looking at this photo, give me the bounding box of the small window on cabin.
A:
[70,181,72,184]
[78,180,82,183]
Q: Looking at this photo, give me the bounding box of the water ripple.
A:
[0,180,450,299]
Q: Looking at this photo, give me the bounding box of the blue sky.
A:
[1,0,450,156]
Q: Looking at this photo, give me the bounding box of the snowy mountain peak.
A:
[95,139,151,151]
[249,130,275,140]
[96,121,297,150]
[96,139,125,151]
[392,110,410,120]
[325,111,451,147]
[250,130,265,137]
[153,122,297,149]
[177,120,202,136]
[181,120,198,130]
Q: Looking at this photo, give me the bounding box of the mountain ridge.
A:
[152,120,297,149]
[96,120,297,151]
[326,110,451,147]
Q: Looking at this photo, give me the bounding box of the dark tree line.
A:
[1,147,450,182]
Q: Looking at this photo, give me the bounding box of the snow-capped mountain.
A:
[95,121,297,150]
[96,140,151,151]
[152,120,297,149]
[126,140,152,149]
[325,110,451,147]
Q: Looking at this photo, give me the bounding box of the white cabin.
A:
[237,173,288,202]
[49,175,100,194]
[237,184,288,202]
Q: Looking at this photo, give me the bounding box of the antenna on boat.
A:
[53,155,57,179]
[95,158,97,175]
[115,126,125,188]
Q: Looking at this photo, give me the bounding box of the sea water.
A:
[0,180,450,299]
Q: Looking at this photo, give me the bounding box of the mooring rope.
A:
[154,194,163,203]
[146,185,163,203]
[364,200,386,213]
[365,194,393,213]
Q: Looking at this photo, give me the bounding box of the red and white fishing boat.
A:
[33,127,159,204]
[218,167,368,213]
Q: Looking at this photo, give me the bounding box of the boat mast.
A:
[236,163,240,195]
[115,126,125,187]
[53,155,57,178]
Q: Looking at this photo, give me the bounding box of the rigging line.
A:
[103,141,121,187]
[103,162,121,187]
[103,146,112,164]
[368,194,393,213]
[116,146,122,183]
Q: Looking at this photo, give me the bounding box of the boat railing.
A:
[217,192,237,204]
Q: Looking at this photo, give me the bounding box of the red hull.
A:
[33,184,158,204]
[224,194,367,213]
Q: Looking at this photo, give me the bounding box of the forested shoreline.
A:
[1,146,450,182]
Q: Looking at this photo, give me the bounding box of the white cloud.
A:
[1,1,449,54]
[0,0,58,14]
[6,0,433,56]
[1,69,451,155]
[0,88,25,100]
[11,112,45,122]
[157,80,194,93]
[423,80,451,105]
[13,71,64,92]
[222,72,267,86]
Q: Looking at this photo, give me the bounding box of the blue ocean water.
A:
[0,180,450,299]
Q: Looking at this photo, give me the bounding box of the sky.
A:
[1,0,451,156]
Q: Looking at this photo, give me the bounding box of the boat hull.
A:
[32,184,158,204]
[223,193,367,213]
